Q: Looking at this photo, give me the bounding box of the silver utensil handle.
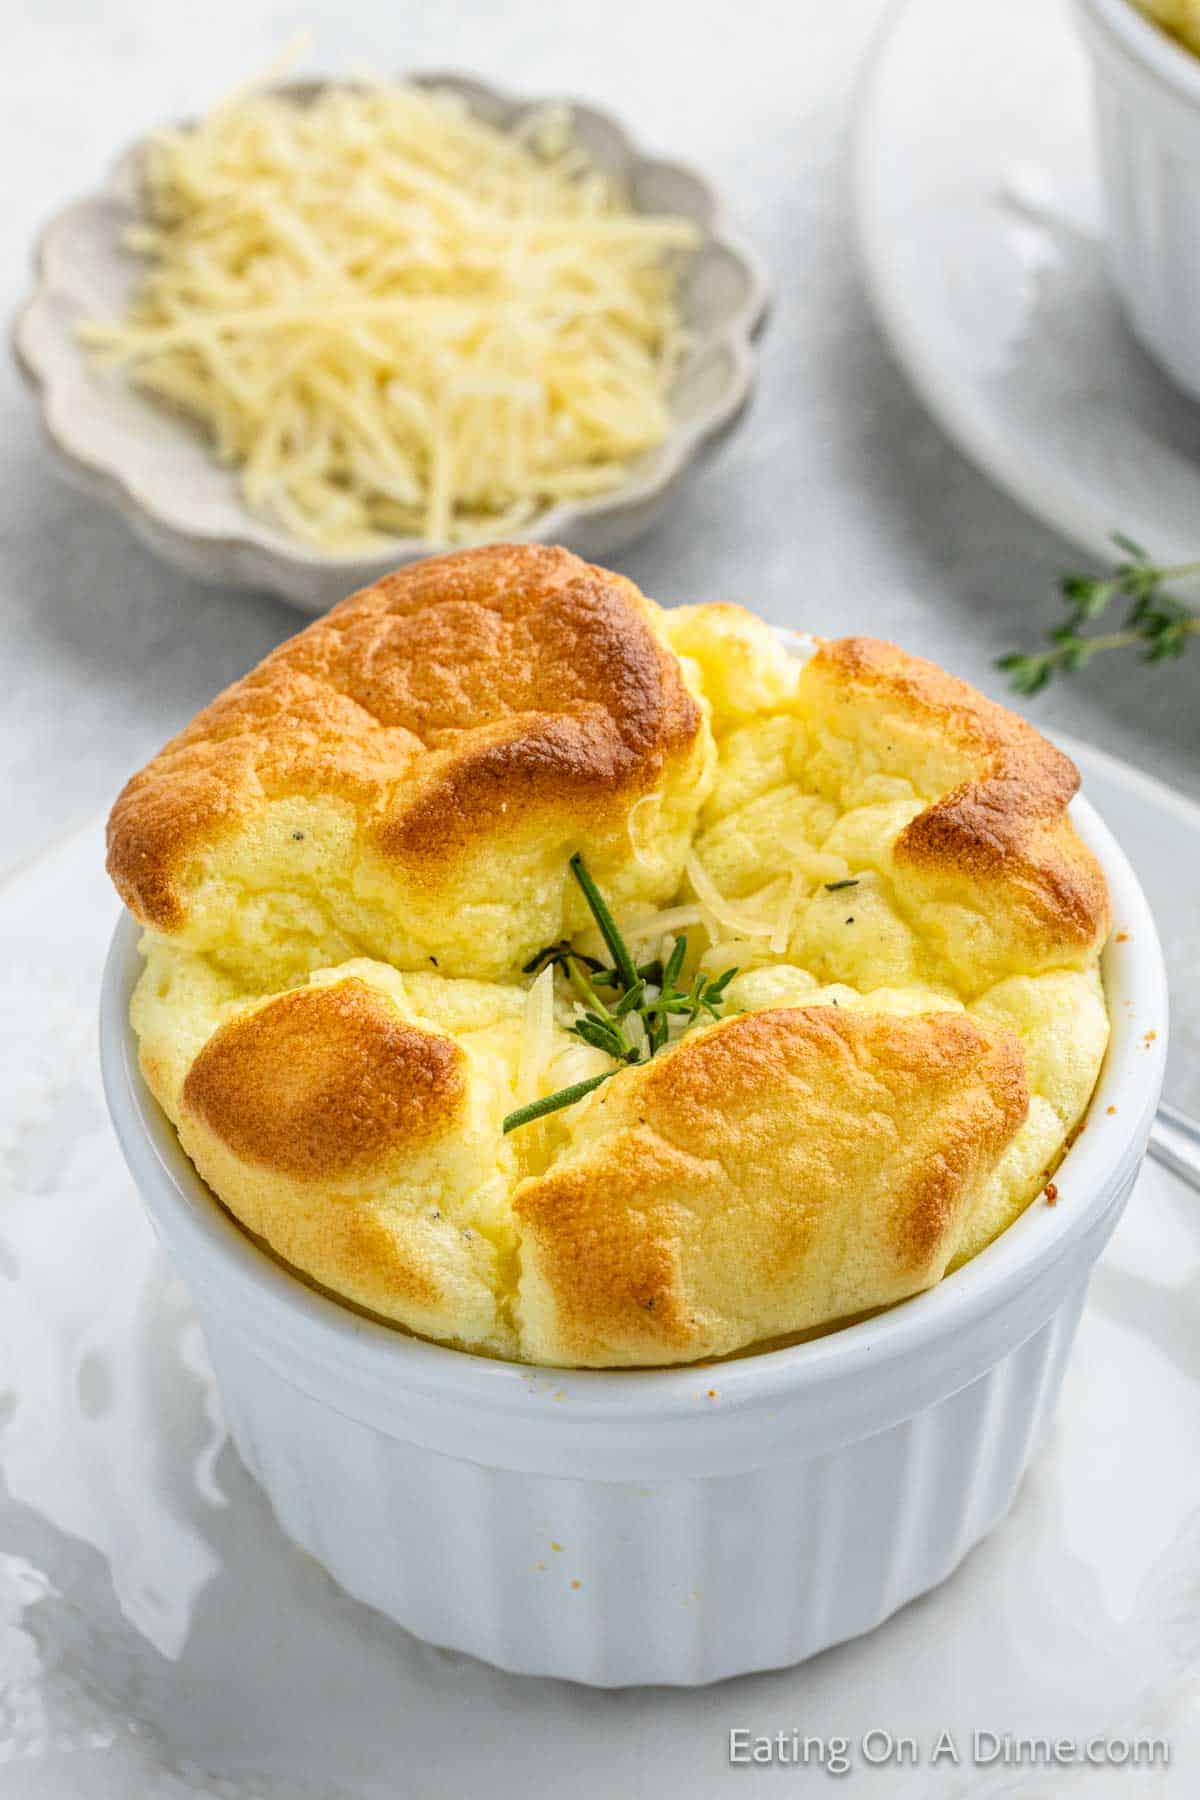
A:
[1148,1101,1200,1193]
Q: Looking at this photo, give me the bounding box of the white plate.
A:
[1,739,1198,1797]
[854,0,1200,565]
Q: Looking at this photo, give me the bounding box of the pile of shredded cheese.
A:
[81,81,698,551]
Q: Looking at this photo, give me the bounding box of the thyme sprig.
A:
[502,853,738,1134]
[998,533,1200,695]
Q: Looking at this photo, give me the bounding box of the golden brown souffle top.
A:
[108,544,1111,1367]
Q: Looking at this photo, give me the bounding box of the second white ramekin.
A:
[1076,0,1200,397]
[99,794,1166,1686]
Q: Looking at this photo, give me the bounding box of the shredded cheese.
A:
[768,840,850,954]
[700,938,756,975]
[81,80,698,551]
[518,964,555,1104]
[684,853,784,941]
[619,902,705,943]
[545,1039,612,1095]
[769,865,806,956]
[779,836,849,886]
[626,791,663,869]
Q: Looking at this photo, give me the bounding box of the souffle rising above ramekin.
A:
[106,545,1111,1368]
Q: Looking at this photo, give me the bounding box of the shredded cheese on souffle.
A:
[80,81,698,551]
[518,963,555,1105]
[684,852,783,941]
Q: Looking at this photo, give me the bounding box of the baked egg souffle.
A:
[108,545,1111,1368]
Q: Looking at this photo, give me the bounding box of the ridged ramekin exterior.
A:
[1077,0,1200,397]
[100,793,1167,1686]
[201,1273,1092,1686]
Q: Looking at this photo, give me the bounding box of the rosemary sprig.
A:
[502,856,738,1134]
[566,851,639,989]
[501,1070,616,1129]
[998,533,1200,695]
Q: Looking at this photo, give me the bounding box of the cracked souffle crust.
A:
[182,980,466,1179]
[107,542,710,983]
[513,1004,1029,1366]
[811,635,1108,978]
[112,546,1112,1367]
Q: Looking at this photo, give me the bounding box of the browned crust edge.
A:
[180,978,465,1179]
[106,543,702,931]
[514,1003,1029,1365]
[809,637,1110,958]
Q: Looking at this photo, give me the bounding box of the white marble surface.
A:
[1,0,1199,1793]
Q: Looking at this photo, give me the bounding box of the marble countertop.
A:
[1,1,1197,1793]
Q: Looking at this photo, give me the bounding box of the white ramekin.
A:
[99,795,1167,1686]
[1076,0,1200,397]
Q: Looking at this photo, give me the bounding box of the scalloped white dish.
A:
[12,72,769,613]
